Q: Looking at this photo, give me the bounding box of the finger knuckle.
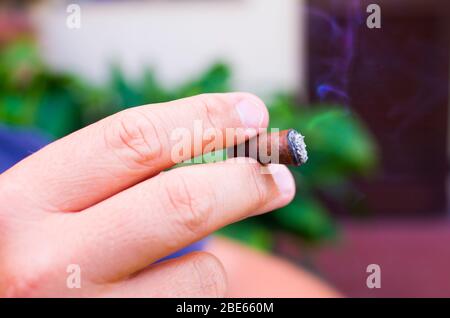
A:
[190,252,227,297]
[2,253,59,297]
[4,273,41,298]
[246,164,268,206]
[104,109,164,169]
[162,173,215,237]
[194,94,229,128]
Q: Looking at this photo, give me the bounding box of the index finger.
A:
[3,93,268,212]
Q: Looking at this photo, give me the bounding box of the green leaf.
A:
[218,219,274,251]
[271,197,337,241]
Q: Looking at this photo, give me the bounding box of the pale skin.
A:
[0,92,338,297]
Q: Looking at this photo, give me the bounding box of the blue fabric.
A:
[0,125,51,173]
[0,125,207,259]
[157,238,210,262]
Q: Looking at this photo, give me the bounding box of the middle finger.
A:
[65,159,295,282]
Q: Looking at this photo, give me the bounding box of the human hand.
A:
[0,93,295,297]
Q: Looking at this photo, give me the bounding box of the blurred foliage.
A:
[0,40,231,137]
[237,95,378,248]
[0,40,378,249]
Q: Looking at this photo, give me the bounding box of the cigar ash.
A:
[287,129,308,166]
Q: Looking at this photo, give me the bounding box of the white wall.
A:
[33,0,305,97]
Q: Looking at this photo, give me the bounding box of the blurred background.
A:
[1,0,449,297]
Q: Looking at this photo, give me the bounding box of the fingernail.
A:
[250,164,296,217]
[269,164,296,199]
[235,98,266,129]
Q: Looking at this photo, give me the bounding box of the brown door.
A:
[307,0,450,216]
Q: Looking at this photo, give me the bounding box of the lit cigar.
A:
[228,129,308,166]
